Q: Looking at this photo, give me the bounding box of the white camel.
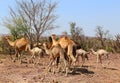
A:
[90,49,109,65]
[43,42,69,76]
[29,47,43,64]
[76,49,89,66]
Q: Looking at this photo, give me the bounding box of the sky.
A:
[0,0,120,37]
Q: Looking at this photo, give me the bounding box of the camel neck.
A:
[51,38,58,46]
[44,45,50,55]
[91,49,97,55]
[6,38,15,47]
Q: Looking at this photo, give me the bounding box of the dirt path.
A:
[0,54,120,83]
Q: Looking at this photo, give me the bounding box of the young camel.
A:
[50,34,77,64]
[43,42,69,76]
[90,49,109,66]
[28,47,43,64]
[76,49,89,66]
[5,36,30,62]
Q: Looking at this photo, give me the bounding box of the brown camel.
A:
[50,34,76,63]
[43,42,69,76]
[5,36,30,62]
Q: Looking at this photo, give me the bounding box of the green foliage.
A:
[95,26,112,49]
[0,37,11,54]
[70,22,76,38]
[105,46,113,52]
[4,17,29,39]
[70,22,83,43]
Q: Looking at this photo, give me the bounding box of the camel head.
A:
[89,48,97,55]
[43,42,48,48]
[51,34,56,40]
[33,42,42,47]
[5,36,11,40]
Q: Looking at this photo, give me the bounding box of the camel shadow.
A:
[103,67,119,70]
[69,67,94,75]
[81,65,119,71]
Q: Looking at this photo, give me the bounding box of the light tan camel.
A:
[43,42,69,76]
[76,49,89,66]
[28,47,43,64]
[90,49,109,65]
[5,36,30,62]
[51,34,76,63]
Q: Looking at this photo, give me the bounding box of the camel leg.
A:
[56,56,60,68]
[99,55,102,64]
[18,51,22,64]
[47,57,55,73]
[106,54,110,65]
[59,51,69,76]
[38,53,41,65]
[67,45,76,63]
[69,54,76,63]
[13,50,18,62]
[85,54,89,60]
[97,55,104,68]
[96,54,99,63]
[75,54,79,66]
[81,55,85,67]
[99,55,104,67]
[62,56,68,76]
[96,55,106,68]
[9,48,13,61]
[30,53,35,64]
[96,54,100,69]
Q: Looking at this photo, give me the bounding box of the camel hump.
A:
[21,37,29,43]
[97,49,108,54]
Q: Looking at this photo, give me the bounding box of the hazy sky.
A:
[0,0,120,37]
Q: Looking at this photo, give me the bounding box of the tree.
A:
[95,26,110,48]
[70,22,76,39]
[114,34,120,52]
[70,22,88,49]
[70,22,83,42]
[4,17,28,40]
[3,0,58,44]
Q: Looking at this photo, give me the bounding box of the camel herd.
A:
[5,34,110,76]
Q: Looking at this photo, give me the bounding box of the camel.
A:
[75,49,89,66]
[50,34,77,63]
[90,49,109,66]
[43,42,69,76]
[5,36,30,62]
[28,47,43,64]
[29,47,43,58]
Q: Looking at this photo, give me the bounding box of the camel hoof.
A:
[48,69,51,72]
[12,60,16,62]
[52,71,55,74]
[65,74,68,77]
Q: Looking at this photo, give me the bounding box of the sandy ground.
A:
[0,53,120,83]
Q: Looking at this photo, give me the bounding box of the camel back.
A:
[58,36,76,49]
